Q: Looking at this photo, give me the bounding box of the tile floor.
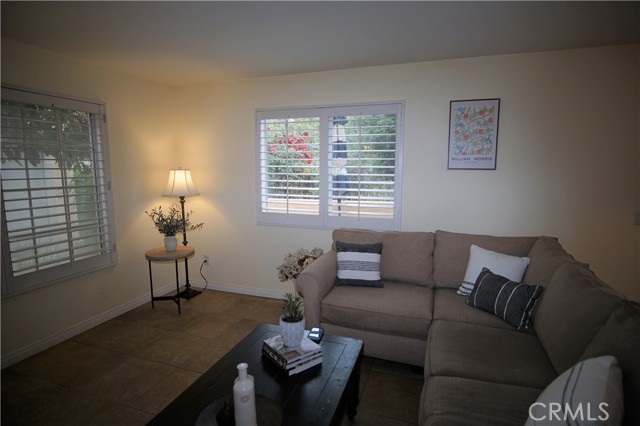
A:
[1,290,423,426]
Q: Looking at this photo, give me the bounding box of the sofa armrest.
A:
[295,250,337,328]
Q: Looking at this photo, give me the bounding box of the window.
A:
[257,102,403,230]
[1,86,117,297]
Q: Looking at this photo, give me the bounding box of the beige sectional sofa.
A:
[295,229,640,426]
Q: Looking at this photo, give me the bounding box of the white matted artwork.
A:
[448,98,500,170]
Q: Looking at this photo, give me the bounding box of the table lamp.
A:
[162,167,200,299]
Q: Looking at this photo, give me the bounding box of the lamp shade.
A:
[162,168,199,197]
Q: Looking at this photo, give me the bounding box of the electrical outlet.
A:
[203,255,210,264]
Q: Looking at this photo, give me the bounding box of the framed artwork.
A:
[448,98,500,170]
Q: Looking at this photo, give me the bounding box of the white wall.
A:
[1,40,638,364]
[1,39,182,364]
[179,44,639,302]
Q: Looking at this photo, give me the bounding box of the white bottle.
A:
[233,362,257,426]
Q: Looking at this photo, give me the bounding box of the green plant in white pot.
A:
[276,247,323,347]
[146,204,203,251]
[280,292,305,347]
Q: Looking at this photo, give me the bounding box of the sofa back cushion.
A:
[534,262,624,374]
[332,229,434,286]
[523,236,588,287]
[433,230,537,289]
[579,301,640,426]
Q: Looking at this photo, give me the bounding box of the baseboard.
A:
[189,280,284,300]
[1,281,283,368]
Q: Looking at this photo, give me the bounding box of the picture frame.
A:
[448,98,500,170]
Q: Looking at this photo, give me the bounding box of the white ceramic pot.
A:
[279,315,305,347]
[164,235,178,251]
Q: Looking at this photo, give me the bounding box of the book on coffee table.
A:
[284,353,322,376]
[262,334,322,375]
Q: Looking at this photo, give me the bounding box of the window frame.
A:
[1,85,118,297]
[255,102,404,231]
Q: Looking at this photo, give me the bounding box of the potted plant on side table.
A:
[146,204,203,251]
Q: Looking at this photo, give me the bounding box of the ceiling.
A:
[2,1,638,87]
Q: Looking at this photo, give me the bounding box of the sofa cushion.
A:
[425,320,556,389]
[332,229,435,286]
[381,231,435,286]
[434,230,537,289]
[321,281,432,340]
[433,288,515,330]
[466,268,543,331]
[335,241,383,287]
[524,356,623,426]
[322,323,427,367]
[579,301,640,426]
[522,236,588,287]
[332,228,382,246]
[457,245,530,296]
[534,262,624,374]
[421,376,541,426]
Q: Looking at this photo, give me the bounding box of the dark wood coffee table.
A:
[148,323,364,426]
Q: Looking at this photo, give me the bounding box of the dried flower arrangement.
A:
[277,247,324,282]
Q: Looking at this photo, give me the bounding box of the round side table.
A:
[145,246,195,314]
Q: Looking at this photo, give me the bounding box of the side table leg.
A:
[178,257,202,300]
[184,257,191,299]
[148,260,155,309]
[174,260,181,315]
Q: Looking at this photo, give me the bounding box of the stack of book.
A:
[262,333,322,376]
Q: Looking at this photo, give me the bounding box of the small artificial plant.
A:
[215,398,234,426]
[281,292,304,323]
[145,204,203,236]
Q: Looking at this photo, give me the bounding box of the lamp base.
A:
[178,286,202,300]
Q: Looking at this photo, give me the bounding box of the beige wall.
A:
[1,39,181,363]
[2,39,638,364]
[179,44,639,301]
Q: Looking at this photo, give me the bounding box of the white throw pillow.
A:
[457,245,530,296]
[525,356,624,426]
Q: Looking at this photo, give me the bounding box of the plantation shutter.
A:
[257,109,322,227]
[327,107,399,225]
[257,103,403,230]
[1,86,117,296]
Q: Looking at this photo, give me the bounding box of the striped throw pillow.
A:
[335,241,383,287]
[466,268,543,330]
[525,356,623,426]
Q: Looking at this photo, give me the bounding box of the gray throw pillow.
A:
[335,241,383,287]
[466,267,543,330]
